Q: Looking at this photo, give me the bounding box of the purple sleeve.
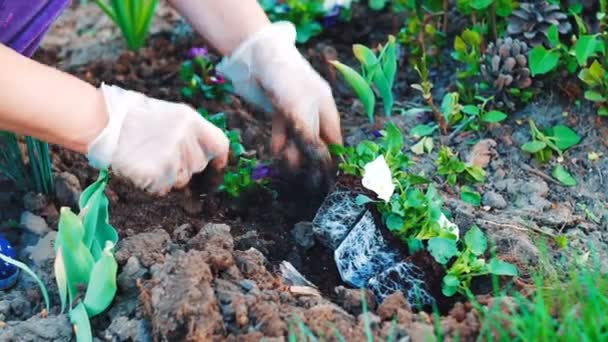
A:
[0,0,71,57]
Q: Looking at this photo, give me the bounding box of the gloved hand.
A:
[86,84,229,195]
[217,21,342,185]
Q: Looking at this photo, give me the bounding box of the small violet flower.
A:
[362,155,395,202]
[323,0,353,12]
[251,164,273,181]
[371,129,383,138]
[323,6,341,28]
[438,213,459,241]
[188,47,208,59]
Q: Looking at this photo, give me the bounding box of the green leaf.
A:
[470,0,493,10]
[54,249,68,313]
[428,237,459,264]
[487,258,518,276]
[481,110,507,123]
[460,186,481,206]
[410,124,437,138]
[83,242,118,317]
[369,0,388,10]
[552,165,577,186]
[547,25,559,47]
[442,275,460,297]
[384,122,404,154]
[355,194,375,205]
[584,90,607,102]
[69,303,93,342]
[386,214,404,232]
[529,46,560,76]
[454,36,467,53]
[462,105,480,115]
[551,125,581,150]
[331,61,376,122]
[381,36,397,88]
[464,225,487,256]
[578,60,606,87]
[521,140,547,153]
[56,208,95,295]
[575,35,599,66]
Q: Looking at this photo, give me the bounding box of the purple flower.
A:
[323,6,341,28]
[251,164,274,181]
[188,47,208,58]
[371,130,383,138]
[210,73,226,85]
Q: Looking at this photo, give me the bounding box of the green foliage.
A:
[180,55,233,103]
[441,93,507,131]
[331,36,399,122]
[198,110,245,157]
[479,261,608,341]
[451,29,483,79]
[527,26,580,77]
[436,146,486,186]
[93,0,158,51]
[579,59,608,116]
[552,164,577,186]
[0,133,54,195]
[455,0,516,38]
[521,120,581,163]
[54,170,118,342]
[435,225,517,296]
[460,185,481,206]
[397,3,446,63]
[259,0,327,43]
[219,158,270,198]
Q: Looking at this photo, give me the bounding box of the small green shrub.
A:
[94,0,158,51]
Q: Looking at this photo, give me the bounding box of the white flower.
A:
[323,0,353,12]
[362,155,395,202]
[438,213,459,240]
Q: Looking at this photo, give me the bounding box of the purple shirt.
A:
[0,0,71,57]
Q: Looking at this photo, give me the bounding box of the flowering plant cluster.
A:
[259,0,353,43]
[180,47,233,103]
[331,122,517,296]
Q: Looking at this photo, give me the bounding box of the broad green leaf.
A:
[529,46,560,76]
[353,44,378,69]
[441,92,460,122]
[331,61,376,122]
[462,105,480,115]
[381,36,397,88]
[551,125,581,150]
[369,0,388,10]
[353,44,393,116]
[470,0,493,10]
[355,194,375,205]
[547,25,559,47]
[410,124,437,138]
[584,90,607,102]
[521,140,547,153]
[83,242,118,317]
[487,258,518,276]
[54,249,68,313]
[386,214,404,232]
[69,303,93,342]
[428,237,459,264]
[0,253,50,312]
[575,35,599,66]
[460,186,481,206]
[384,122,404,154]
[442,275,460,296]
[464,225,487,256]
[454,36,466,53]
[578,60,606,87]
[552,165,577,186]
[481,110,507,123]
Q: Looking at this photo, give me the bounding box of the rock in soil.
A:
[115,228,170,267]
[22,193,48,213]
[24,231,56,267]
[334,286,377,316]
[117,256,148,292]
[54,171,82,209]
[312,190,366,249]
[334,211,400,288]
[19,212,50,236]
[103,316,151,342]
[368,261,435,308]
[0,314,72,341]
[291,221,315,250]
[482,191,508,210]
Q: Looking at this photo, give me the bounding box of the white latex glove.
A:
[86,84,229,195]
[217,21,342,172]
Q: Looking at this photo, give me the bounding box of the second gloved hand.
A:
[86,84,229,195]
[217,21,342,174]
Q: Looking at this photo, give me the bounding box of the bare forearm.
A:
[0,44,107,153]
[168,0,270,55]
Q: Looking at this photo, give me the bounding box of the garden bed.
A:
[1,1,608,341]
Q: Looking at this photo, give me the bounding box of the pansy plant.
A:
[436,146,486,186]
[180,47,233,103]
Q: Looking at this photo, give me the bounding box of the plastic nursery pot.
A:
[368,262,435,308]
[311,189,367,250]
[0,235,19,290]
[334,211,401,288]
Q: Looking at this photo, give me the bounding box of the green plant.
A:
[181,51,233,103]
[396,1,446,63]
[198,110,245,157]
[54,170,118,342]
[0,133,54,196]
[330,35,398,122]
[411,54,448,133]
[219,158,271,198]
[93,0,158,51]
[259,0,326,43]
[441,93,508,131]
[456,0,516,39]
[430,225,518,296]
[436,146,486,186]
[577,34,608,115]
[521,119,581,163]
[452,29,483,79]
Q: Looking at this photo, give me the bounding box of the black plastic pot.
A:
[311,189,366,250]
[334,211,400,288]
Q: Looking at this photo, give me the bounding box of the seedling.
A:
[260,0,327,43]
[441,93,508,131]
[219,158,271,198]
[436,146,486,186]
[451,29,483,80]
[197,110,245,157]
[412,54,448,133]
[331,35,398,122]
[181,51,233,103]
[93,0,158,51]
[430,225,518,296]
[521,120,581,163]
